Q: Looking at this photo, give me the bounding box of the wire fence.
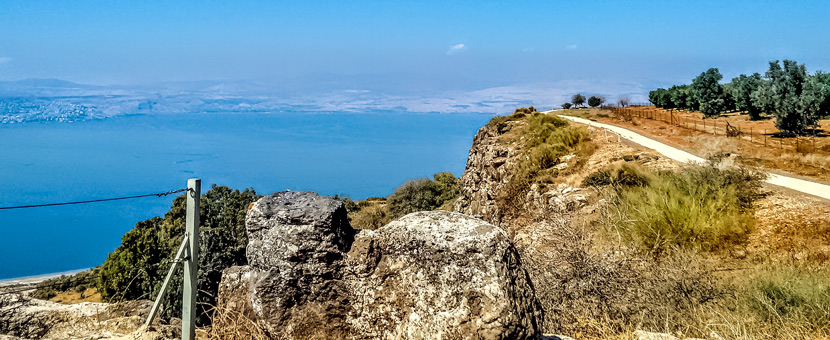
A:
[602,105,826,154]
[0,187,189,297]
[0,188,188,210]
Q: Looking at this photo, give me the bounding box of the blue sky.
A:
[1,0,829,88]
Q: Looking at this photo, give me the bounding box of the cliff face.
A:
[216,191,544,340]
[453,118,590,230]
[451,115,603,333]
[453,121,521,224]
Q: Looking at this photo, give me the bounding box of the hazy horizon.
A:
[2,1,829,93]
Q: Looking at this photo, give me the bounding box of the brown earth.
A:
[563,108,830,262]
[50,288,102,304]
[567,107,830,182]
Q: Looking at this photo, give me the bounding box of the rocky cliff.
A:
[453,122,520,223]
[216,191,544,339]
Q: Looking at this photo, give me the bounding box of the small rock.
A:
[633,330,680,340]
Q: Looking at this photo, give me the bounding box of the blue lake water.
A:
[0,112,493,279]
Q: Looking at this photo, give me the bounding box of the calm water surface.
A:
[0,112,493,279]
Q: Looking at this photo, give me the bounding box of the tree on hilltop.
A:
[571,94,586,108]
[562,102,572,109]
[588,96,605,108]
[617,97,630,107]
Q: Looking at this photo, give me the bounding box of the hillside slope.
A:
[453,110,830,339]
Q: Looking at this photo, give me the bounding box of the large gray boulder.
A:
[217,191,543,339]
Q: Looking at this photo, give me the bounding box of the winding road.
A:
[555,114,830,201]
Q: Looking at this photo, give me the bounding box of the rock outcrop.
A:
[453,122,519,223]
[453,121,589,228]
[217,191,543,339]
[0,294,153,340]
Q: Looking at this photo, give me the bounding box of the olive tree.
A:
[571,93,586,108]
[691,68,726,117]
[588,96,605,108]
[731,73,765,120]
[763,60,827,134]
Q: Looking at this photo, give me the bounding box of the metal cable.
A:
[0,188,189,210]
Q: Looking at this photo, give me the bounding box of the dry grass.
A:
[49,288,101,304]
[207,304,269,340]
[519,139,830,338]
[348,201,391,230]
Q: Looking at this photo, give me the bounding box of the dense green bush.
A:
[583,162,651,188]
[387,172,460,219]
[97,185,260,325]
[345,172,461,229]
[604,163,765,255]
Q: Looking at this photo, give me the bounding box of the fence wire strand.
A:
[0,188,189,210]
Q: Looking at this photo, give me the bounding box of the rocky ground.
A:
[0,293,171,340]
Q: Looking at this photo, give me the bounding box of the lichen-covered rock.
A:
[345,211,543,339]
[217,191,543,339]
[219,191,355,338]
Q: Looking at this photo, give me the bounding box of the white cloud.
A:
[0,57,12,64]
[565,44,578,50]
[446,43,467,56]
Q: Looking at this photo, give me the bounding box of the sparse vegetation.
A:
[597,161,766,255]
[617,96,630,107]
[493,111,594,222]
[745,266,830,330]
[31,269,99,301]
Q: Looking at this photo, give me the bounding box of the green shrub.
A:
[583,162,651,188]
[605,164,765,254]
[746,267,830,329]
[528,146,559,170]
[31,268,99,300]
[512,106,537,118]
[387,172,461,218]
[97,185,260,325]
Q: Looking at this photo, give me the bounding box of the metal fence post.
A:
[183,178,200,340]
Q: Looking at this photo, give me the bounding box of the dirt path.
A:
[555,113,830,201]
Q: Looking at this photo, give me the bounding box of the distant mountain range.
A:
[0,77,655,123]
